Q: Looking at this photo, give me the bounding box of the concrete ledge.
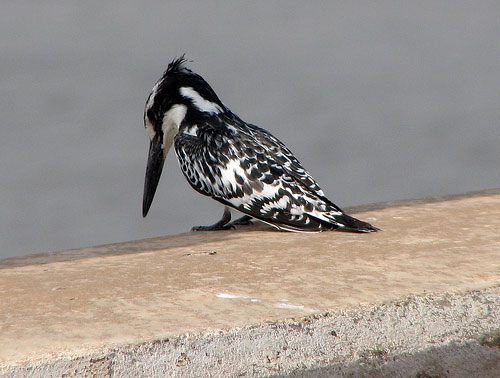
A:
[1,189,499,377]
[3,288,500,377]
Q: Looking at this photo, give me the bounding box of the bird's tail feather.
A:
[333,213,379,232]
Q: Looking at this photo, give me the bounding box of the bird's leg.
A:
[227,215,253,227]
[191,206,234,231]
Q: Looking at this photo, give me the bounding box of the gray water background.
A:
[1,2,499,259]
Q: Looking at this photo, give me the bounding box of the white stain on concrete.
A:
[216,293,249,299]
[216,293,262,303]
[275,302,319,312]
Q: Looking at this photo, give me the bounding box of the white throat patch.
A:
[162,104,187,154]
[180,87,222,114]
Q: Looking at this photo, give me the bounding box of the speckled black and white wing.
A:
[174,113,375,232]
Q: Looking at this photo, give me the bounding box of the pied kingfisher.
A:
[142,56,378,233]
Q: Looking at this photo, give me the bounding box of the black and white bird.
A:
[142,56,378,233]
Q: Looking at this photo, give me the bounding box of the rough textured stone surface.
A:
[0,189,499,377]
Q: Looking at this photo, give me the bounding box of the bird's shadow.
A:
[0,223,274,269]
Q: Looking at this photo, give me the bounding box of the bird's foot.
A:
[227,215,253,227]
[191,207,234,231]
[191,223,234,231]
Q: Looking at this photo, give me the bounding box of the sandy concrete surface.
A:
[0,189,499,377]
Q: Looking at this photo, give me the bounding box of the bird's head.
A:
[142,56,225,217]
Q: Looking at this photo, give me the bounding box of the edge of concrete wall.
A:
[3,286,499,377]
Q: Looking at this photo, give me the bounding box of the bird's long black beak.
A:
[142,133,165,217]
